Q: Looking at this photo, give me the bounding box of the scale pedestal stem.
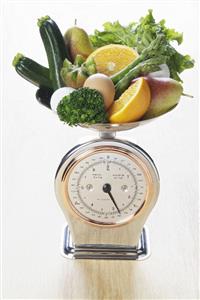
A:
[99,131,116,139]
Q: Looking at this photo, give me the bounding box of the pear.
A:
[64,26,93,63]
[142,77,183,120]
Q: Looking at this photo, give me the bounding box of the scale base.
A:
[61,225,150,260]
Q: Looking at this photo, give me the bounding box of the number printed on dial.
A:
[67,151,147,225]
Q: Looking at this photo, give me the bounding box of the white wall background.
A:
[2,0,199,299]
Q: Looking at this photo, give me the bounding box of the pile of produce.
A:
[13,10,194,126]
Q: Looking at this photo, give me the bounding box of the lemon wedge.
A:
[108,78,151,123]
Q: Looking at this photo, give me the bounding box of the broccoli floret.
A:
[57,87,108,126]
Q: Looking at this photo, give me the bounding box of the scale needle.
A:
[103,183,121,214]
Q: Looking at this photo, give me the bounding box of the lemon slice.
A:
[108,78,151,123]
[87,44,138,76]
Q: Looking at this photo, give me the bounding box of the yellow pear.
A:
[64,26,93,62]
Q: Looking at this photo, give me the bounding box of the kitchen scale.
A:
[36,88,160,261]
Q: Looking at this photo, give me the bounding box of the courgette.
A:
[38,16,69,90]
[36,87,54,109]
[12,53,52,89]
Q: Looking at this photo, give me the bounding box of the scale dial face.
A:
[66,149,149,226]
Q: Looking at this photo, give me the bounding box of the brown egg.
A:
[83,73,115,110]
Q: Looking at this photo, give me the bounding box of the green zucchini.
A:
[38,16,69,90]
[12,53,52,89]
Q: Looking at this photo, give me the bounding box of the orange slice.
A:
[108,78,151,123]
[87,44,138,76]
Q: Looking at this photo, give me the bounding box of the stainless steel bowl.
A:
[79,119,154,132]
[79,106,177,133]
[36,88,177,133]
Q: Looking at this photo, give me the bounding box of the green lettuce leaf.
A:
[89,9,194,82]
[90,21,137,48]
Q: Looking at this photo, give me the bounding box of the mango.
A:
[64,26,93,63]
[142,77,183,120]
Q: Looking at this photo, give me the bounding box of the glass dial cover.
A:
[67,150,148,225]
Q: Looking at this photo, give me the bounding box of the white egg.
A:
[50,87,75,112]
[83,73,115,110]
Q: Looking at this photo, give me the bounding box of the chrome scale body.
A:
[55,131,160,260]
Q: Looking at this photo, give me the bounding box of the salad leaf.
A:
[132,9,183,53]
[159,19,183,45]
[89,9,194,82]
[90,21,137,48]
[89,10,183,50]
[167,52,194,81]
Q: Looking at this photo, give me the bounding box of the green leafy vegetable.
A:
[90,21,137,48]
[89,10,182,49]
[131,9,183,53]
[89,9,194,82]
[57,87,107,126]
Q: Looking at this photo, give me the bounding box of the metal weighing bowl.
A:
[36,88,177,134]
[79,119,155,133]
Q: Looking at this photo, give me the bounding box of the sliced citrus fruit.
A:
[87,44,138,76]
[108,78,151,123]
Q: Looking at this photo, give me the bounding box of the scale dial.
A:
[66,149,150,226]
